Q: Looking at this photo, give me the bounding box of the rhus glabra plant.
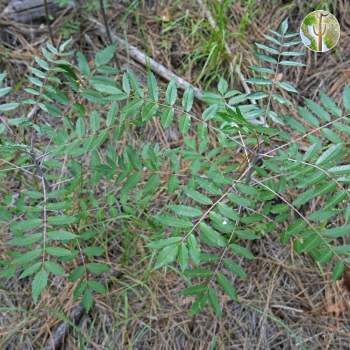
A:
[1,19,350,316]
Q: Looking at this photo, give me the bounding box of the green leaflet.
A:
[11,218,42,232]
[47,231,77,241]
[319,91,342,117]
[190,293,208,316]
[95,44,117,67]
[249,65,274,74]
[321,128,342,144]
[315,144,343,165]
[182,284,208,296]
[156,215,193,229]
[75,117,85,137]
[86,263,110,274]
[282,40,301,47]
[255,43,279,55]
[147,237,182,249]
[185,268,212,278]
[279,60,305,67]
[255,53,277,64]
[323,224,350,238]
[218,77,228,95]
[154,244,179,269]
[142,101,158,122]
[246,78,273,85]
[179,114,191,135]
[20,262,42,279]
[332,261,344,282]
[0,87,11,97]
[304,99,330,122]
[217,203,240,221]
[276,81,298,93]
[248,92,268,100]
[77,51,90,77]
[121,171,142,195]
[8,233,42,246]
[165,79,177,106]
[280,18,289,35]
[184,188,213,205]
[160,106,175,128]
[263,34,281,46]
[169,205,202,217]
[93,84,124,96]
[44,261,65,276]
[329,164,350,175]
[188,234,201,265]
[0,102,19,112]
[230,244,254,260]
[88,280,107,294]
[199,222,227,247]
[217,273,237,301]
[202,104,219,121]
[343,85,350,111]
[69,266,85,282]
[48,215,78,225]
[208,287,222,317]
[293,182,336,207]
[83,246,104,257]
[281,51,304,57]
[32,270,48,304]
[179,243,189,271]
[298,233,321,253]
[298,106,319,127]
[122,72,131,95]
[224,259,247,279]
[82,289,93,311]
[147,71,159,102]
[34,57,49,70]
[13,249,42,266]
[46,246,72,257]
[227,193,253,208]
[280,220,306,244]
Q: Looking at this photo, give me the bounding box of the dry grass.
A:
[1,0,350,349]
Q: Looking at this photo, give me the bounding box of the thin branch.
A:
[43,0,55,46]
[98,0,120,68]
[252,177,343,261]
[40,174,48,264]
[29,149,49,264]
[263,115,349,155]
[99,0,112,44]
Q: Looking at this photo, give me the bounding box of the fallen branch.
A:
[90,17,261,125]
[89,17,203,100]
[1,0,74,23]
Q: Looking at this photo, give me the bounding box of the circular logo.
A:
[300,10,340,52]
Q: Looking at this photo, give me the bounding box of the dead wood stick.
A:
[89,17,203,100]
[43,304,84,350]
[90,17,261,124]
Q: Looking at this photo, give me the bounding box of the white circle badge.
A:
[300,10,340,52]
